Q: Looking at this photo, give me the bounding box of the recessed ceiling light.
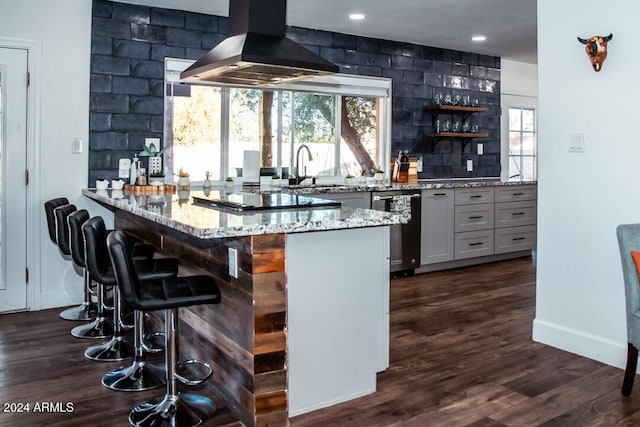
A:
[472,35,487,42]
[349,13,366,20]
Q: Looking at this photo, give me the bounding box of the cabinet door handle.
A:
[512,237,526,241]
[469,215,484,219]
[512,212,525,216]
[469,242,484,246]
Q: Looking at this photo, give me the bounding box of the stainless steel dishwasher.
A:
[371,190,421,274]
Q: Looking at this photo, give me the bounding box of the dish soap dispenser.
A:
[202,171,212,191]
[129,154,138,185]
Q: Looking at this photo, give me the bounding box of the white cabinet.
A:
[454,203,495,233]
[420,189,455,265]
[420,184,537,268]
[493,185,537,254]
[454,187,495,260]
[454,229,494,259]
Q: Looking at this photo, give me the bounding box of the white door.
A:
[0,47,28,312]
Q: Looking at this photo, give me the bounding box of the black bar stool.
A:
[108,230,221,427]
[82,217,179,363]
[66,209,98,323]
[45,198,95,321]
[70,212,114,340]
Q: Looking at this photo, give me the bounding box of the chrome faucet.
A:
[295,144,313,184]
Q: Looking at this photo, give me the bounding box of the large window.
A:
[508,107,537,181]
[164,59,391,183]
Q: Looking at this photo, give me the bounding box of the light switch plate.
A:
[417,156,423,172]
[466,159,473,172]
[569,133,585,153]
[477,143,483,155]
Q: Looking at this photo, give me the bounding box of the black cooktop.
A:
[192,191,341,211]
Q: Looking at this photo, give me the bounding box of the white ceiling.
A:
[118,0,537,64]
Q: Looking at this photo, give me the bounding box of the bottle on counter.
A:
[129,154,138,185]
[398,151,410,183]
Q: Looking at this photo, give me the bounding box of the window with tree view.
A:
[508,107,537,181]
[164,59,390,183]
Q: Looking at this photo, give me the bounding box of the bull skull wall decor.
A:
[577,33,613,72]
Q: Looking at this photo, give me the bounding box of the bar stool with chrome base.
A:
[65,209,99,324]
[83,217,179,362]
[108,230,222,427]
[102,238,180,391]
[45,197,96,321]
[68,209,111,339]
[69,214,161,341]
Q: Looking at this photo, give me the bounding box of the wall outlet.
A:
[477,143,483,155]
[417,156,423,172]
[466,159,473,172]
[72,138,83,154]
[228,247,238,278]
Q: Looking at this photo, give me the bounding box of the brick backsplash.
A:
[88,0,501,184]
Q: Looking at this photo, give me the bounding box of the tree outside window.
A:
[165,63,389,182]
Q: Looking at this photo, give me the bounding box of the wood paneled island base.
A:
[118,210,288,426]
[83,188,399,427]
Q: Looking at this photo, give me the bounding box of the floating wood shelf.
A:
[424,103,489,153]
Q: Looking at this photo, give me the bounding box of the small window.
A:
[508,107,537,181]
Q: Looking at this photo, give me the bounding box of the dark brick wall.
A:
[89,0,500,184]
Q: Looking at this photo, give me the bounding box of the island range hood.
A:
[180,0,339,86]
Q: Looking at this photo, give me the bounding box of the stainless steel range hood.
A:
[180,0,339,86]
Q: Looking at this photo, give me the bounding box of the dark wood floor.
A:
[1,257,637,426]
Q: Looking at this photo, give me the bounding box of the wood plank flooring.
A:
[0,257,637,426]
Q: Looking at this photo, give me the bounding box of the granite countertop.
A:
[262,178,537,195]
[82,189,406,239]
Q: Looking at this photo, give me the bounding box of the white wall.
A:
[534,0,638,368]
[0,0,113,310]
[501,59,538,97]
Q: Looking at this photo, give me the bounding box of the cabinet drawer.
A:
[495,185,537,202]
[454,203,494,232]
[494,225,537,254]
[455,187,495,205]
[495,200,536,228]
[454,230,494,260]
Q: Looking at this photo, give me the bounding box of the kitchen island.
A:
[83,188,404,427]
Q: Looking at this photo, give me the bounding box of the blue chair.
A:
[616,223,640,395]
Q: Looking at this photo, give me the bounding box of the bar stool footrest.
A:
[142,331,165,354]
[175,360,213,386]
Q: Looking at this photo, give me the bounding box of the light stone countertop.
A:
[82,188,407,239]
[260,178,537,195]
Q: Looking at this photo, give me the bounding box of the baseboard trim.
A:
[532,318,627,370]
[416,251,533,273]
[37,290,80,311]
